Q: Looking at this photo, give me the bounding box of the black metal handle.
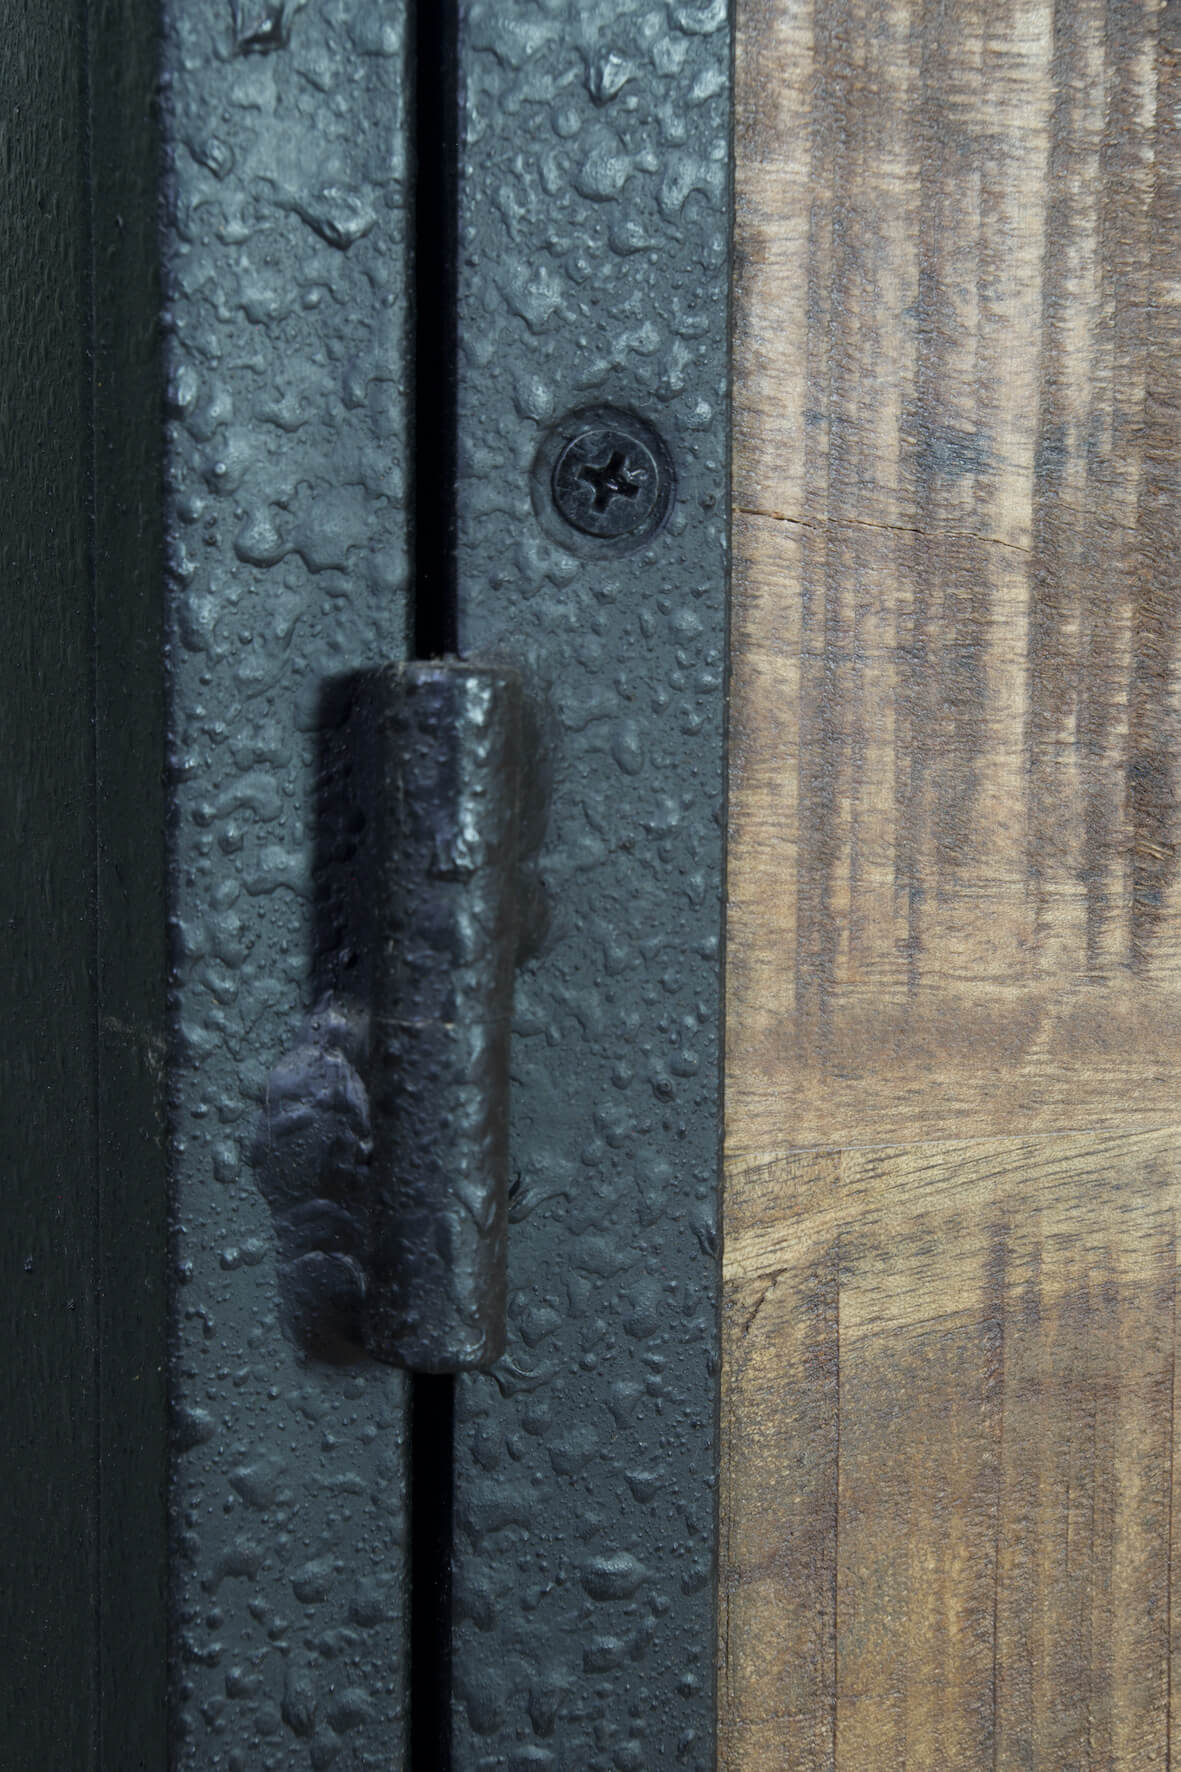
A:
[363,660,522,1373]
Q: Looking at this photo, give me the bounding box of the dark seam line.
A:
[410,0,460,661]
[80,0,103,1758]
[410,1372,456,1772]
[408,4,460,1767]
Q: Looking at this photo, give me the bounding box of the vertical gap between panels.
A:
[409,2,460,1768]
[80,0,104,1754]
[410,1373,456,1772]
[410,0,460,661]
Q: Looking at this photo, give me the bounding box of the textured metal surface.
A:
[450,3,731,1767]
[160,1,411,1764]
[366,663,522,1374]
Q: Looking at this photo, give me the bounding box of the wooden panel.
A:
[723,1134,1181,1766]
[728,0,1181,1159]
[724,0,1181,1765]
[716,1126,1177,1764]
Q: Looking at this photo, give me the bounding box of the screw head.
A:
[537,407,674,551]
[553,426,661,539]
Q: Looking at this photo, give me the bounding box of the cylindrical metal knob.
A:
[364,661,521,1373]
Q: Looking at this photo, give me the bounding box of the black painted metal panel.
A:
[159,3,413,1764]
[450,4,732,1766]
[112,4,730,1763]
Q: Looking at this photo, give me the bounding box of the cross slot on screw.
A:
[578,449,646,514]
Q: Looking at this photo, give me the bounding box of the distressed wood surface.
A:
[723,0,1181,1764]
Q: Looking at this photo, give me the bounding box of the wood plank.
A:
[724,0,1181,1764]
[723,1135,1181,1767]
[727,0,1181,1159]
[1,2,101,1760]
[716,1134,1177,1757]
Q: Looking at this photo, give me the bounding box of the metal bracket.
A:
[161,0,731,1764]
[448,5,732,1767]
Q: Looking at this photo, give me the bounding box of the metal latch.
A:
[363,660,522,1374]
[255,661,528,1377]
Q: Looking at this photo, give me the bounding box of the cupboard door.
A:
[723,1,1181,1765]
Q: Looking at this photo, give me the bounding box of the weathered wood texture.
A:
[723,0,1181,1764]
[728,0,1181,1158]
[723,1134,1181,1766]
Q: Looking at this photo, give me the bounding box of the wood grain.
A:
[728,0,1181,1159]
[723,0,1181,1764]
[723,1134,1181,1766]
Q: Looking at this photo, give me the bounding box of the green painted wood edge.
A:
[0,0,167,1763]
[89,0,170,1761]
